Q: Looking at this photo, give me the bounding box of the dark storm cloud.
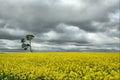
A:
[0,32,19,40]
[0,0,119,51]
[0,22,28,40]
[0,0,119,31]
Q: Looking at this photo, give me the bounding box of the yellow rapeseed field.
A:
[0,52,120,80]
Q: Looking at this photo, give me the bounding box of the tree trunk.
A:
[29,41,32,52]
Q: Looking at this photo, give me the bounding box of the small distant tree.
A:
[21,34,35,52]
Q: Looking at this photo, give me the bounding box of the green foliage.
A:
[26,44,30,46]
[22,43,26,48]
[21,38,25,43]
[26,35,34,41]
[24,47,28,50]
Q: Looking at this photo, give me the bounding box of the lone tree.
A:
[21,34,35,52]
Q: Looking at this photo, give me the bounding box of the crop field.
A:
[0,52,120,80]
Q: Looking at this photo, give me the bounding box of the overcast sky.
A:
[0,0,119,52]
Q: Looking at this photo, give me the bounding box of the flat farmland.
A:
[0,52,119,80]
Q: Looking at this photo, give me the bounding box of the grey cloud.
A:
[39,23,90,43]
[0,48,23,52]
[39,23,119,46]
[32,41,120,51]
[0,0,119,27]
[0,23,29,40]
[0,39,23,52]
[0,0,119,51]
